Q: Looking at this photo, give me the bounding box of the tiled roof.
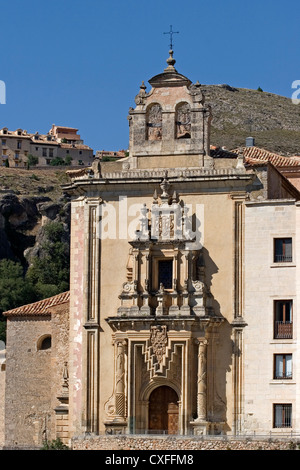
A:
[60,143,92,150]
[235,147,300,167]
[3,291,70,317]
[210,145,300,168]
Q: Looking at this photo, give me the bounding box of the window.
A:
[42,148,47,157]
[158,259,173,290]
[274,300,293,339]
[274,354,292,379]
[49,148,53,157]
[2,139,6,145]
[17,140,22,149]
[274,238,292,263]
[273,404,292,428]
[37,335,51,351]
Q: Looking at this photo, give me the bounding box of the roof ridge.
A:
[3,291,70,317]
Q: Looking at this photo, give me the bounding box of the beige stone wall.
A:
[68,188,239,434]
[5,316,52,447]
[1,136,31,167]
[244,200,298,433]
[4,302,70,448]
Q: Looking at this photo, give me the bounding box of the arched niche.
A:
[37,334,51,351]
[146,103,162,141]
[175,102,191,139]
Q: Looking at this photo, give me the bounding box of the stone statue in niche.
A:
[176,103,191,139]
[147,104,162,141]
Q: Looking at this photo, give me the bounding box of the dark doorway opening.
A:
[148,385,179,434]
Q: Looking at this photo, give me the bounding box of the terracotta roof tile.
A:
[233,146,300,167]
[3,291,70,317]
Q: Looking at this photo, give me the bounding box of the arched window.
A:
[175,102,191,139]
[146,104,162,141]
[37,335,51,351]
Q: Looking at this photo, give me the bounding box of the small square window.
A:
[274,238,292,263]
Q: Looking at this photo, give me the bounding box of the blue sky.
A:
[0,0,299,152]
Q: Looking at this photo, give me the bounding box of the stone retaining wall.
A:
[71,435,300,451]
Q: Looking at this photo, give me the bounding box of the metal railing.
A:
[274,321,293,339]
[274,254,292,263]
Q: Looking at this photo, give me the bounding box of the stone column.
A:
[114,340,127,424]
[191,338,209,435]
[196,339,208,420]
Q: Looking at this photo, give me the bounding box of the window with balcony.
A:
[274,300,293,339]
[274,354,292,379]
[17,140,22,149]
[273,404,292,428]
[274,238,292,263]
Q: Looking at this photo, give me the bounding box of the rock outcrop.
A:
[0,191,70,268]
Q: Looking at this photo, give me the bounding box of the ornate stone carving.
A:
[188,81,204,104]
[134,81,147,106]
[176,103,191,139]
[147,104,162,141]
[150,325,168,364]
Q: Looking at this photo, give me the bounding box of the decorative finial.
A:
[165,49,176,69]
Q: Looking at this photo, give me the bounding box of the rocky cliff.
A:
[0,168,70,269]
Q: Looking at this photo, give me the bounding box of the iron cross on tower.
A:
[163,25,179,50]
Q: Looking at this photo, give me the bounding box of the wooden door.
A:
[148,386,179,434]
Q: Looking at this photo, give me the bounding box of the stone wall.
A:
[0,363,5,448]
[4,315,52,448]
[71,434,300,451]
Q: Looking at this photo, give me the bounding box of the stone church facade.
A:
[3,51,300,447]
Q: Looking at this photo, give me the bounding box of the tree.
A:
[64,155,72,165]
[0,259,36,342]
[26,221,70,296]
[27,154,39,169]
[257,86,263,92]
[50,157,65,166]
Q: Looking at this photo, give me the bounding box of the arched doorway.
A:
[148,386,179,434]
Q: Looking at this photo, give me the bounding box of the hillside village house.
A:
[0,124,93,168]
[3,49,300,448]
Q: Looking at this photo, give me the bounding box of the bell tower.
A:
[127,50,213,169]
